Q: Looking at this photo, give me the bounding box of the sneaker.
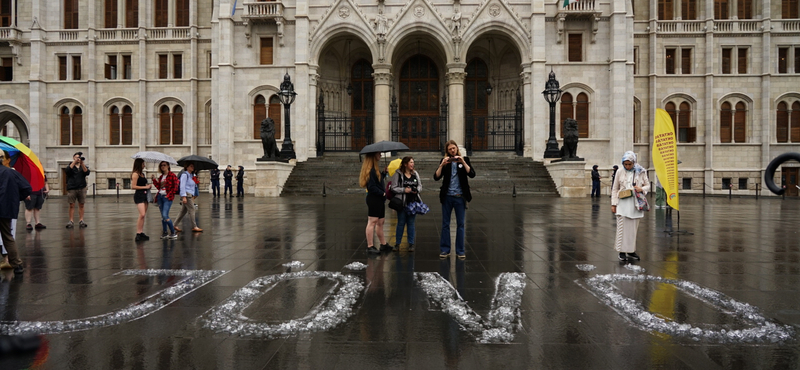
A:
[408,244,415,252]
[79,220,87,228]
[379,243,392,252]
[439,252,450,259]
[25,224,33,230]
[457,254,466,260]
[618,253,628,261]
[35,223,46,229]
[393,244,400,252]
[160,232,169,239]
[135,233,144,241]
[367,246,381,254]
[66,221,74,229]
[191,227,203,232]
[627,252,641,261]
[168,233,178,239]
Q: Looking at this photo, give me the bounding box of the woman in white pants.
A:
[610,151,650,262]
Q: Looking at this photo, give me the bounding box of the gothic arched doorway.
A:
[396,54,442,151]
[465,58,489,150]
[351,59,374,149]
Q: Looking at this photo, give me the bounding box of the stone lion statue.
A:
[560,118,580,159]
[260,117,281,160]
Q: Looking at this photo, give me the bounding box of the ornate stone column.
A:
[446,65,466,148]
[373,66,392,142]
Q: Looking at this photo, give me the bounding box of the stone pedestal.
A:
[253,159,296,197]
[544,159,588,197]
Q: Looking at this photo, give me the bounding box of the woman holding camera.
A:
[390,157,422,252]
[131,158,152,241]
[610,151,650,262]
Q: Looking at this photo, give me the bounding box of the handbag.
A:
[388,197,404,212]
[634,191,650,211]
[146,190,154,203]
[618,189,633,199]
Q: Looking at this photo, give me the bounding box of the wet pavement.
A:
[1,194,800,369]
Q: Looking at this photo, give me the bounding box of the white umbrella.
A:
[131,151,179,165]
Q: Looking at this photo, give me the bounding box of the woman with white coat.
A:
[610,151,650,262]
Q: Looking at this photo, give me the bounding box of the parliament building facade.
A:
[1,0,799,195]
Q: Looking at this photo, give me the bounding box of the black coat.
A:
[0,166,32,219]
[433,157,476,203]
[236,169,244,181]
[65,163,90,190]
[223,169,233,183]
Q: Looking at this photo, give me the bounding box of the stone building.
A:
[0,0,798,195]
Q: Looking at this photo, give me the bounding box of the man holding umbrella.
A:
[0,150,32,273]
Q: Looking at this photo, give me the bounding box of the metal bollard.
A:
[116,183,120,200]
[728,183,732,199]
[322,182,326,197]
[783,185,786,200]
[92,183,96,199]
[512,183,516,198]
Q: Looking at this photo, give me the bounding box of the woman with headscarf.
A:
[610,151,650,262]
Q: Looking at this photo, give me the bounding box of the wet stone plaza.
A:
[2,194,800,369]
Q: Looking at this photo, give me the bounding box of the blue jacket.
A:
[0,166,32,219]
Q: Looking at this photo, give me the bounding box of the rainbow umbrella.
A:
[0,136,46,190]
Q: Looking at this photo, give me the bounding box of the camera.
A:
[77,152,86,161]
[409,185,418,193]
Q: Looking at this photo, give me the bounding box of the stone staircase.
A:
[280,152,559,197]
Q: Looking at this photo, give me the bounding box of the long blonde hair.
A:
[444,140,461,157]
[359,153,381,188]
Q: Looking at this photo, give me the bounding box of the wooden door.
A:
[350,59,374,150]
[783,167,799,196]
[399,55,439,150]
[465,58,489,150]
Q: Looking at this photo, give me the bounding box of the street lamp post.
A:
[278,73,298,160]
[542,70,563,158]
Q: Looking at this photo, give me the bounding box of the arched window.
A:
[154,0,168,27]
[110,106,120,144]
[159,104,183,144]
[269,95,282,138]
[59,106,83,145]
[110,105,133,145]
[575,93,589,138]
[253,95,267,139]
[175,0,189,27]
[122,106,133,145]
[777,102,789,142]
[665,101,695,142]
[793,102,800,142]
[734,102,746,142]
[720,102,733,142]
[560,93,573,136]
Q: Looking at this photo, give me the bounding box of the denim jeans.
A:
[156,194,175,233]
[395,211,416,245]
[440,195,466,255]
[592,180,601,197]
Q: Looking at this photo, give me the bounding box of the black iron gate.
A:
[316,95,374,154]
[391,94,449,152]
[465,90,523,155]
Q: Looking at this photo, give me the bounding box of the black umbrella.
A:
[177,155,219,171]
[359,141,409,155]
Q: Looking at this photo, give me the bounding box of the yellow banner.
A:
[652,109,679,210]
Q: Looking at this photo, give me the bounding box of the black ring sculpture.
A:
[764,152,800,195]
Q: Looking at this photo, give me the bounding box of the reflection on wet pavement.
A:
[0,195,799,369]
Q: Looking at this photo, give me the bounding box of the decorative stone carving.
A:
[559,118,583,160]
[338,6,350,19]
[372,72,393,84]
[489,4,501,17]
[451,10,462,36]
[446,71,467,84]
[259,118,282,160]
[414,6,425,18]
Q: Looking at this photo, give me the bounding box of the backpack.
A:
[174,171,185,195]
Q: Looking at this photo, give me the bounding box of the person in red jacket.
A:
[151,161,179,239]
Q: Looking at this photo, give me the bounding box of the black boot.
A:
[618,253,628,262]
[627,252,640,261]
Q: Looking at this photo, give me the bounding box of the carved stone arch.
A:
[718,92,753,108]
[385,24,453,64]
[248,85,280,102]
[775,92,800,108]
[661,93,697,106]
[0,104,31,145]
[152,97,184,112]
[460,24,530,64]
[560,83,595,96]
[309,27,378,67]
[54,98,86,111]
